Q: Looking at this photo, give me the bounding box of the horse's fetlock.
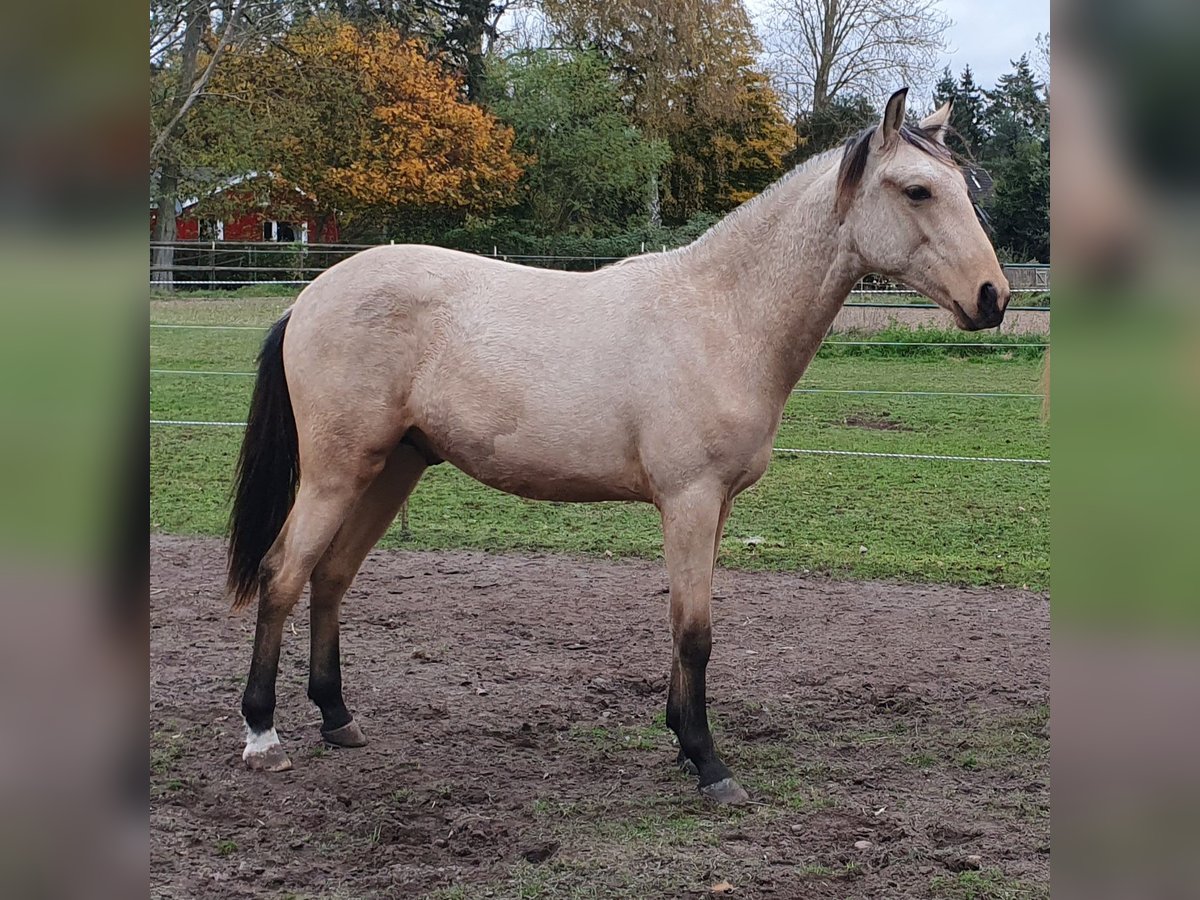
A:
[241,688,275,733]
[306,673,342,706]
[676,624,712,667]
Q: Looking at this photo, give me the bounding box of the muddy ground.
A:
[151,535,1048,899]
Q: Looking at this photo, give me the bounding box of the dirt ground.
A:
[150,535,1048,899]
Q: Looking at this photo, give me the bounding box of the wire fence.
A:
[148,241,1050,308]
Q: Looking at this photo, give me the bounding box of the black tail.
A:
[227,311,298,609]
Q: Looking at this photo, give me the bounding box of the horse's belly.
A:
[462,461,645,501]
[447,442,648,502]
[414,410,650,502]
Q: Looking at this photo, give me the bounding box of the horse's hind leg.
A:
[308,443,427,748]
[242,464,383,771]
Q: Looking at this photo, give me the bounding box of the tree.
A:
[988,139,1049,262]
[660,63,794,221]
[761,0,950,118]
[978,55,1050,262]
[953,65,988,156]
[283,1,443,34]
[932,66,956,111]
[1034,31,1050,86]
[789,92,875,160]
[151,1,281,284]
[485,50,670,234]
[193,17,523,238]
[929,64,985,158]
[442,1,511,100]
[150,0,261,167]
[543,0,760,132]
[695,69,795,209]
[985,54,1047,157]
[542,0,785,223]
[283,1,509,99]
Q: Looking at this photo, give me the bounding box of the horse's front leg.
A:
[660,486,748,804]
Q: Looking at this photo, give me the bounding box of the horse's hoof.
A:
[699,777,750,805]
[321,719,368,748]
[243,730,292,772]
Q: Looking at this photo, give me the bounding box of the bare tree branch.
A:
[760,0,949,117]
[151,0,249,165]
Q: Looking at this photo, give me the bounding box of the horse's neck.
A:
[677,156,863,395]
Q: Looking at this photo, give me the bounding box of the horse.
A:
[227,88,1010,804]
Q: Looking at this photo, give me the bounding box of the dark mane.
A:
[835,123,957,215]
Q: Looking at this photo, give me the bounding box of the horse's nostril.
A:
[979,282,999,318]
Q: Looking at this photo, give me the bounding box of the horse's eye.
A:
[904,185,932,202]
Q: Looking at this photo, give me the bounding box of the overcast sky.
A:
[939,0,1049,88]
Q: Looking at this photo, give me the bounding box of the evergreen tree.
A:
[932,66,956,110]
[954,65,987,156]
[988,139,1050,262]
[789,93,876,162]
[985,54,1047,158]
[979,55,1050,262]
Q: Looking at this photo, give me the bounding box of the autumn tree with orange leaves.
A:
[193,17,522,237]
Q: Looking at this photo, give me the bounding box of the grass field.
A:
[150,298,1049,589]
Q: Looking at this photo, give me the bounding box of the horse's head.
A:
[837,88,1010,331]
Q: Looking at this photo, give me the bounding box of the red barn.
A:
[150,172,340,244]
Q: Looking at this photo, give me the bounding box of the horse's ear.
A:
[872,87,909,151]
[920,101,953,144]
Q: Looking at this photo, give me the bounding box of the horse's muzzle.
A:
[974,281,1007,330]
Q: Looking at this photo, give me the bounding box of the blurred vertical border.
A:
[1054,0,1200,897]
[0,0,147,895]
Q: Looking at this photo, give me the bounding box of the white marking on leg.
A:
[243,721,281,760]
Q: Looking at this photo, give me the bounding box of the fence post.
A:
[210,240,216,291]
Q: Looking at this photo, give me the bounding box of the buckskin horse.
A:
[227,89,1009,803]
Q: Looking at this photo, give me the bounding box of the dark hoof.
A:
[244,742,292,772]
[699,777,750,805]
[321,719,368,748]
[675,750,698,776]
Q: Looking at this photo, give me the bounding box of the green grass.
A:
[150,303,1049,588]
[931,869,1049,900]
